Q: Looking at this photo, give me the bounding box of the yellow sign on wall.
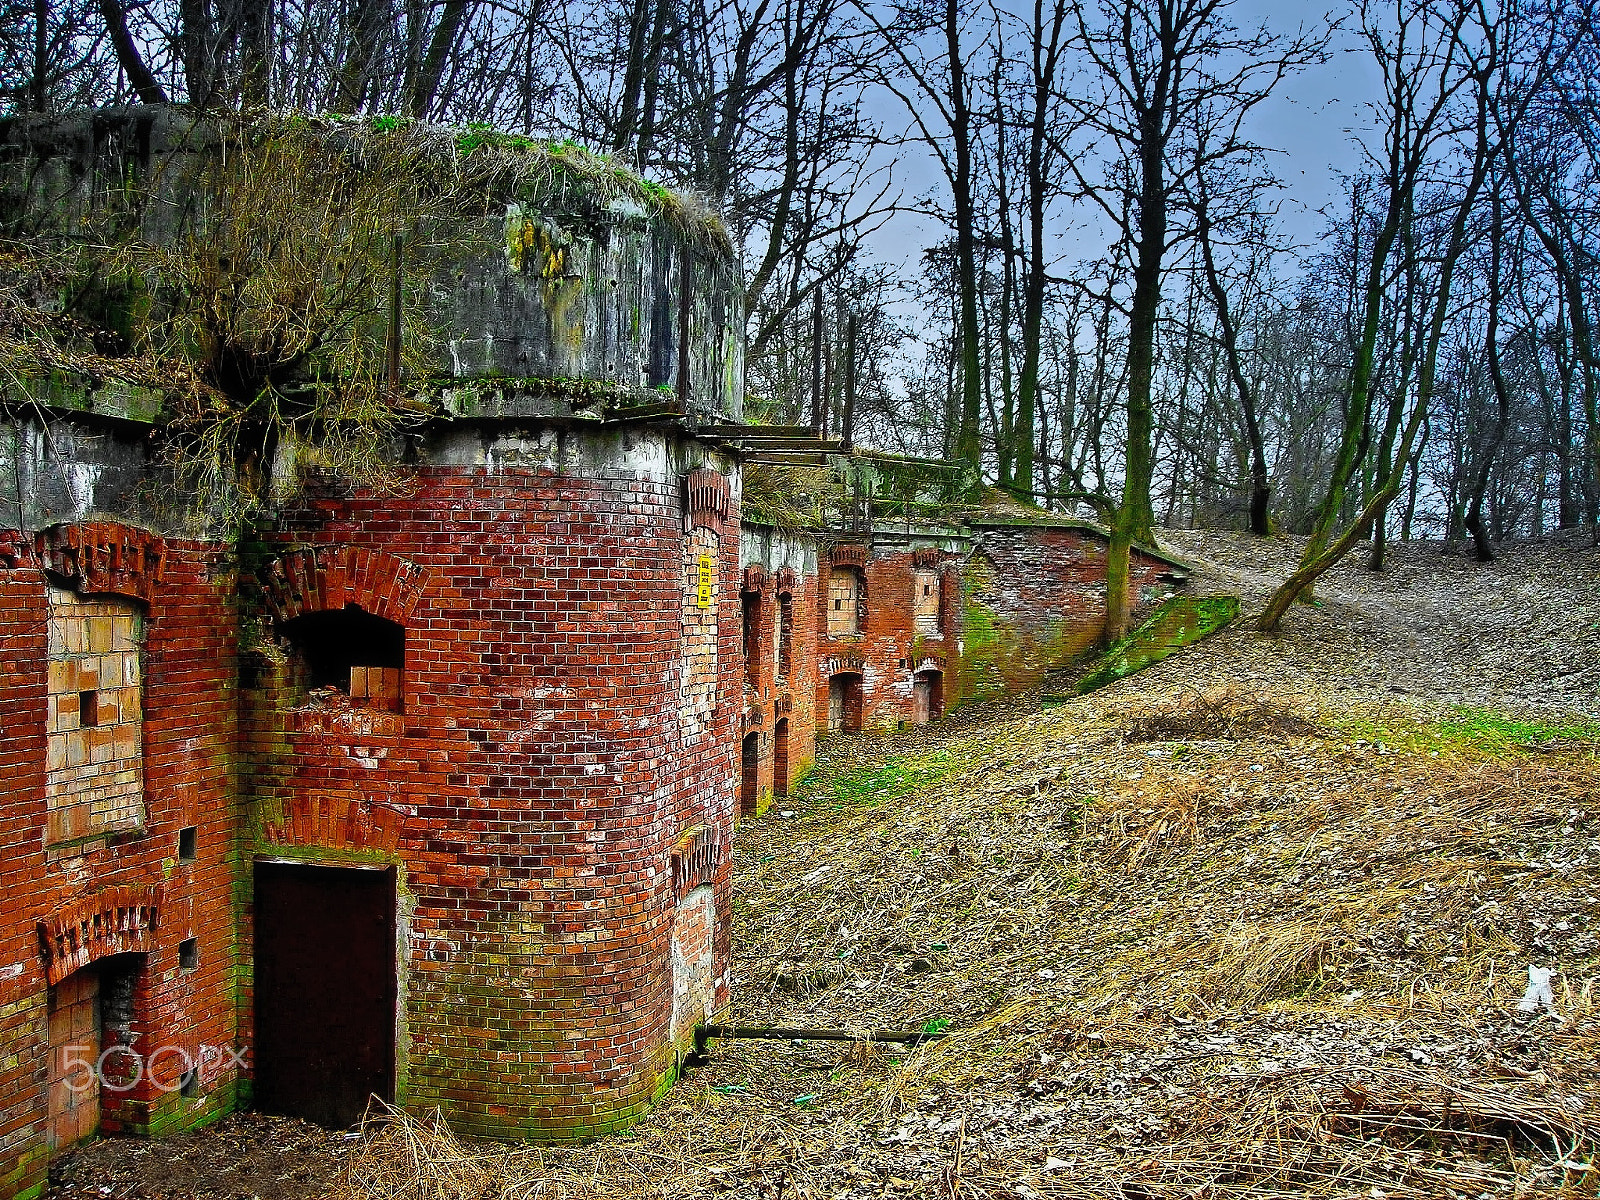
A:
[696,554,715,608]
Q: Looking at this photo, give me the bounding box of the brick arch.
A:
[828,543,868,568]
[823,652,865,677]
[34,522,166,602]
[255,545,428,626]
[257,792,406,857]
[774,566,798,597]
[685,467,731,535]
[39,884,162,985]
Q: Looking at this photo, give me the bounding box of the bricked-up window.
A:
[45,588,144,846]
[914,570,942,636]
[680,526,720,743]
[283,607,404,712]
[827,567,863,636]
[741,592,761,686]
[778,595,794,677]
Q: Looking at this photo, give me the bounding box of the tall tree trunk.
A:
[947,0,982,476]
[1464,189,1510,562]
[409,0,472,117]
[98,0,169,102]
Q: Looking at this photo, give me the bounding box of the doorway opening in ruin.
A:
[740,732,761,815]
[46,955,141,1155]
[773,718,790,796]
[912,669,945,725]
[48,967,101,1151]
[253,862,396,1128]
[827,673,863,733]
[282,606,405,711]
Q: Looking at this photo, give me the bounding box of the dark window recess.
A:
[180,1070,198,1099]
[178,826,198,862]
[179,938,198,970]
[778,596,793,677]
[742,593,761,684]
[79,689,98,727]
[282,606,405,712]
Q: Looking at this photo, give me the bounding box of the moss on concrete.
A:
[1071,595,1240,695]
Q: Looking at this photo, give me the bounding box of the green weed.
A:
[794,751,959,810]
[1336,705,1600,756]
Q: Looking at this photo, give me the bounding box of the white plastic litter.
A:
[1516,964,1555,1013]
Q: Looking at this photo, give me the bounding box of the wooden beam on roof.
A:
[697,423,820,439]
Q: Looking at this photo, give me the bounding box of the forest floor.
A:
[45,532,1600,1200]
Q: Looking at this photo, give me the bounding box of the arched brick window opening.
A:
[44,588,146,845]
[740,732,761,815]
[827,673,863,733]
[774,718,791,796]
[282,607,404,712]
[777,596,794,678]
[741,591,761,686]
[913,669,944,725]
[827,567,864,636]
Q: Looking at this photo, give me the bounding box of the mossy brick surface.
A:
[1073,595,1240,695]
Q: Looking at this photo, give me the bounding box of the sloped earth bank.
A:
[47,533,1600,1199]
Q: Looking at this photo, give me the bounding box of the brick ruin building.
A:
[0,108,1184,1197]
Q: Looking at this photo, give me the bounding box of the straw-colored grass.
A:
[338,689,1599,1199]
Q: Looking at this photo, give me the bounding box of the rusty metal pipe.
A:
[692,1024,948,1057]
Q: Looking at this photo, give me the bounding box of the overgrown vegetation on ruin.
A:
[0,113,724,525]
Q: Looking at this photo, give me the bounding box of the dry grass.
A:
[1121,686,1328,743]
[337,689,1599,1199]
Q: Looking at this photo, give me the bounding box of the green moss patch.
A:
[791,751,960,811]
[1072,595,1240,695]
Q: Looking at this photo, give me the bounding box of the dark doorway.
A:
[774,718,790,796]
[740,732,761,815]
[253,862,396,1128]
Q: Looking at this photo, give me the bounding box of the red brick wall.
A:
[736,529,819,814]
[960,522,1186,698]
[0,527,241,1200]
[241,455,739,1139]
[814,541,962,735]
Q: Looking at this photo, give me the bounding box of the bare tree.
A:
[1055,0,1324,639]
